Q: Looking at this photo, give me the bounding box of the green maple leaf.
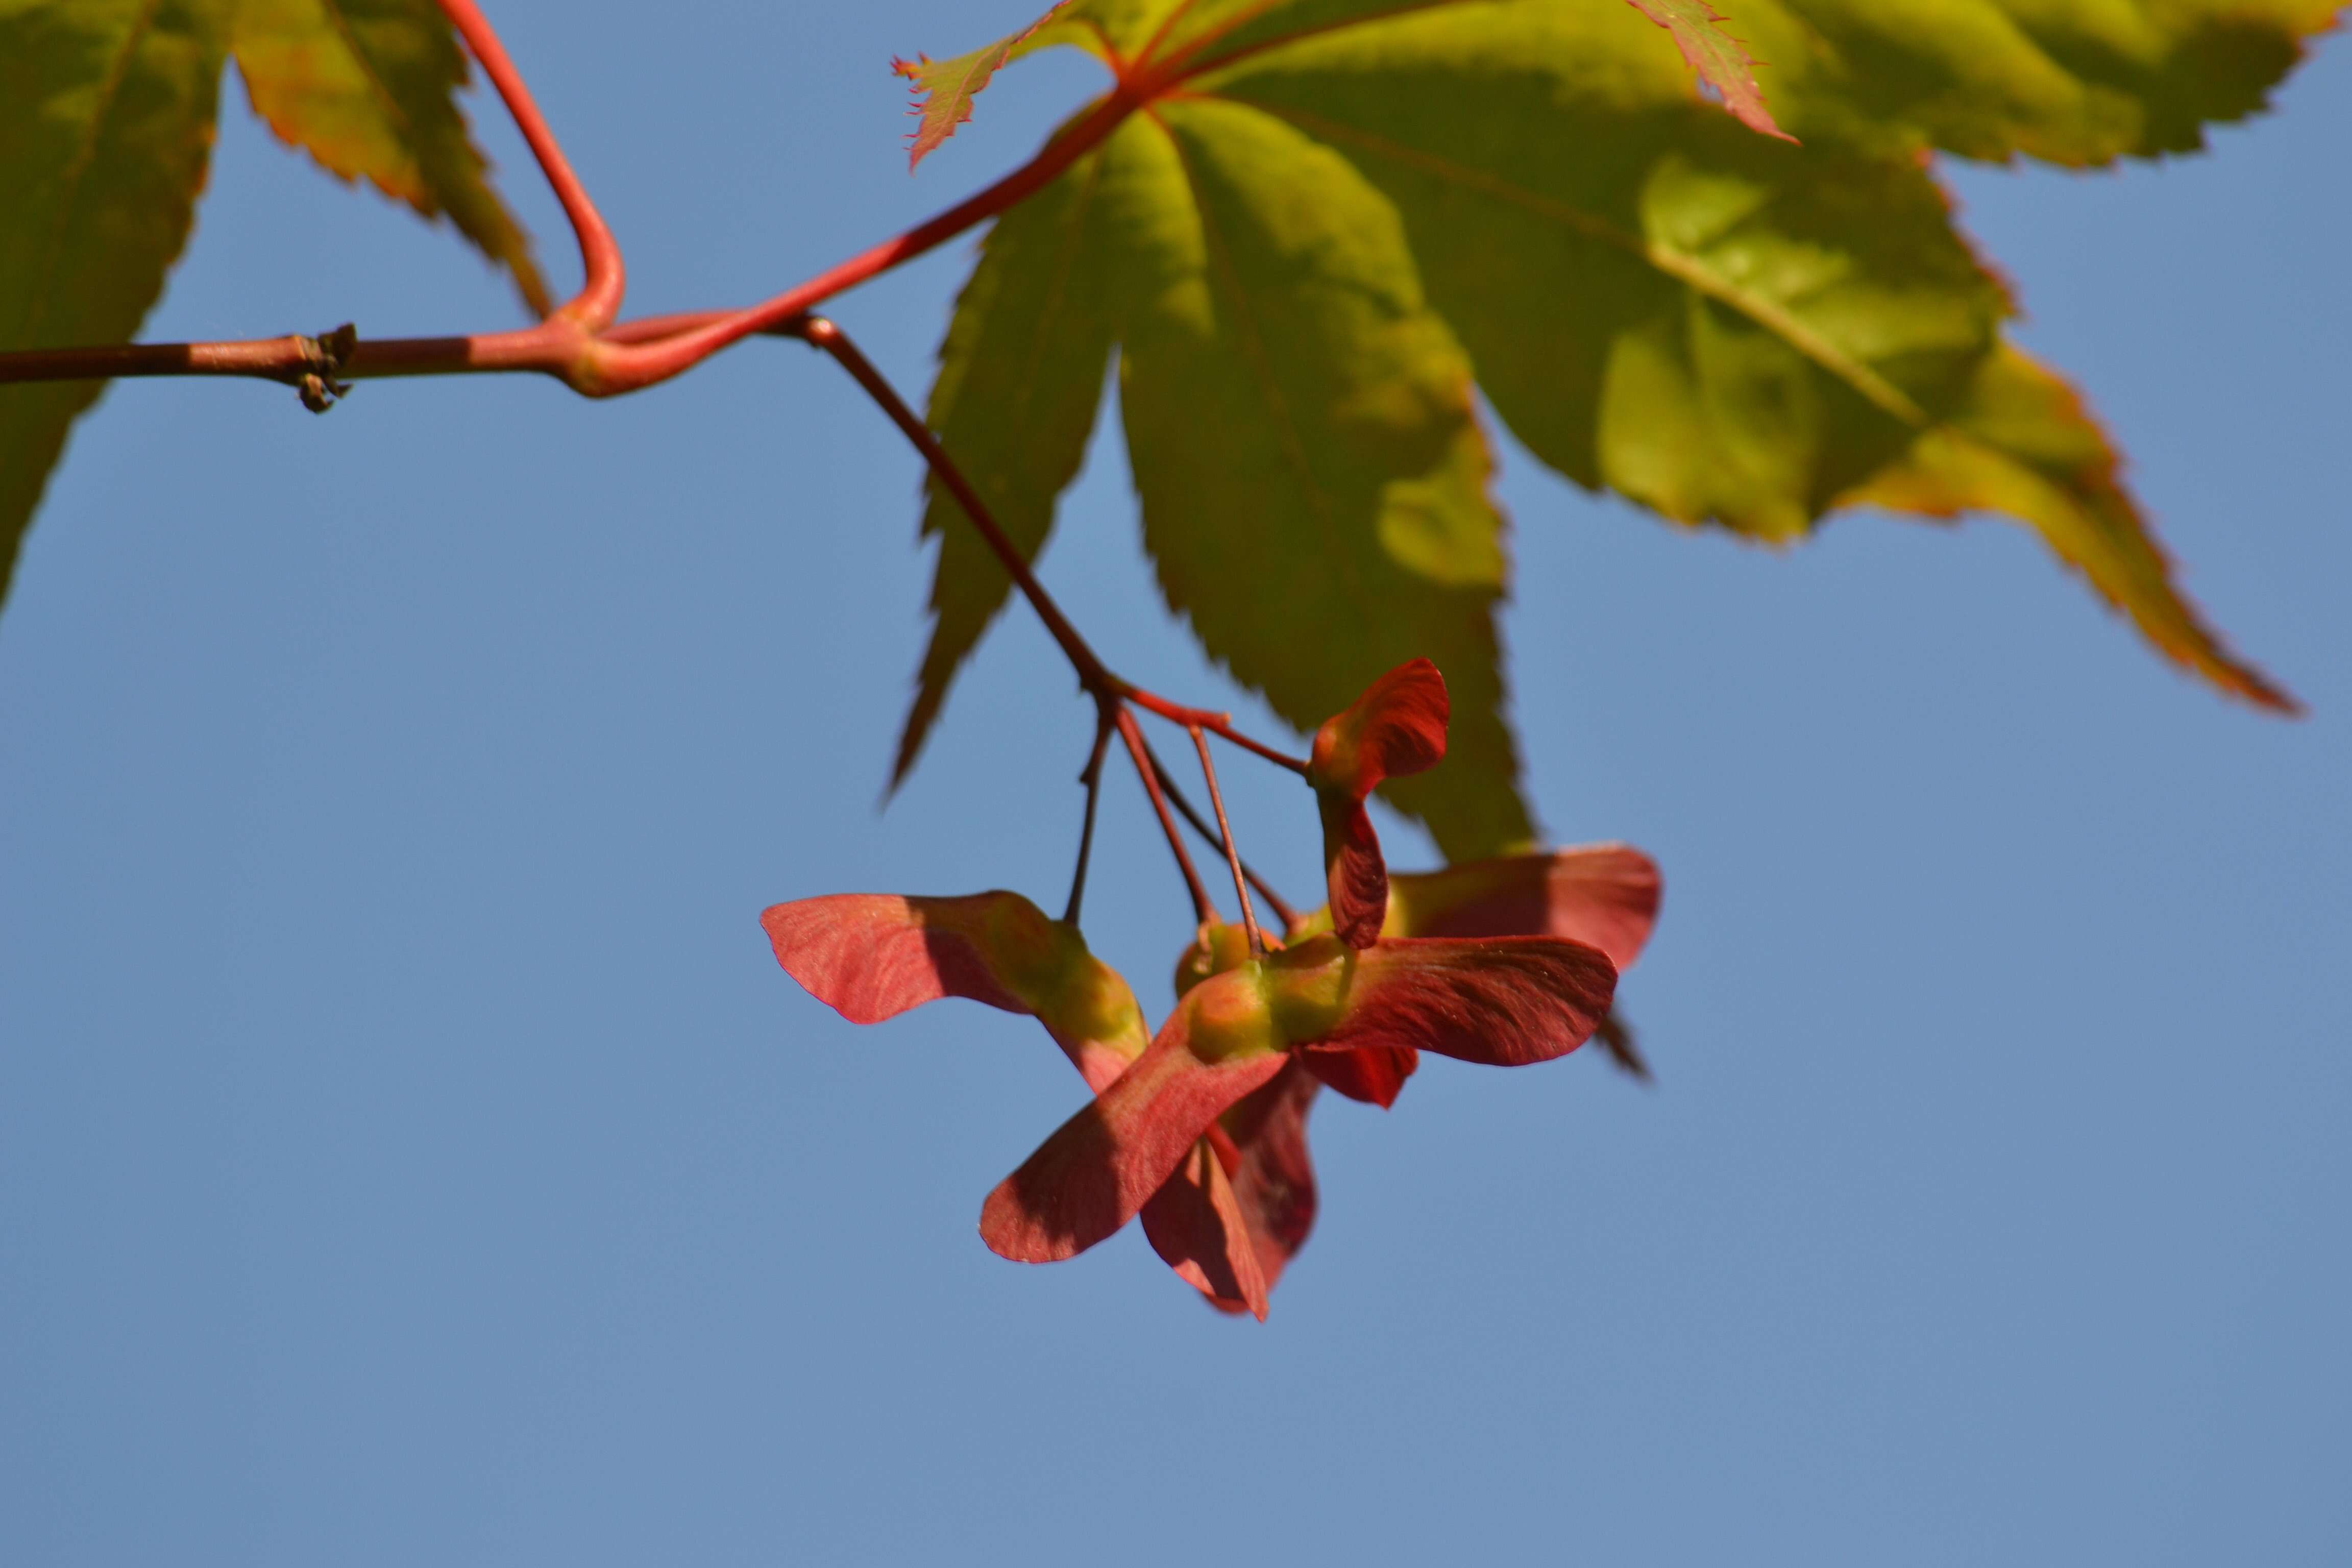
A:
[896,0,2320,858]
[0,0,541,611]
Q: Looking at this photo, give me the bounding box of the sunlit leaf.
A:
[0,0,226,612]
[231,0,548,313]
[908,94,1530,860]
[903,0,2302,817]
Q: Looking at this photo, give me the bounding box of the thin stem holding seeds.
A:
[1191,725,1264,955]
[1138,737,1301,931]
[1118,710,1214,925]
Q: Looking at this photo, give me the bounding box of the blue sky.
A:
[4,5,2346,1563]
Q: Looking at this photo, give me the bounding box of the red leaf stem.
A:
[431,0,625,331]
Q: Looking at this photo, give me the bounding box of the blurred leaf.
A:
[0,0,227,611]
[902,0,2304,845]
[231,0,548,313]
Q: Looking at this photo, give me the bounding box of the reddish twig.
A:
[0,43,1158,397]
[0,1,1367,403]
[0,334,352,387]
[1191,725,1264,954]
[0,11,1337,406]
[576,86,1149,395]
[433,0,624,330]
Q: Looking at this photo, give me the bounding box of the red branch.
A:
[0,5,1162,398]
[435,0,623,330]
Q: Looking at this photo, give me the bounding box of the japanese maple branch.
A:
[0,4,1156,396]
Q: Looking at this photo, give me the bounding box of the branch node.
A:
[292,323,358,412]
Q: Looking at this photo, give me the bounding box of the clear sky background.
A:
[3,4,2346,1563]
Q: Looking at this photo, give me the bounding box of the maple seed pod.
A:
[1306,659,1451,949]
[978,931,1618,1270]
[761,890,1147,1092]
[764,888,1293,1317]
[1174,917,1264,998]
[1384,845,1663,971]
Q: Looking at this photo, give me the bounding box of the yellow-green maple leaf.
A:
[895,0,2314,857]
